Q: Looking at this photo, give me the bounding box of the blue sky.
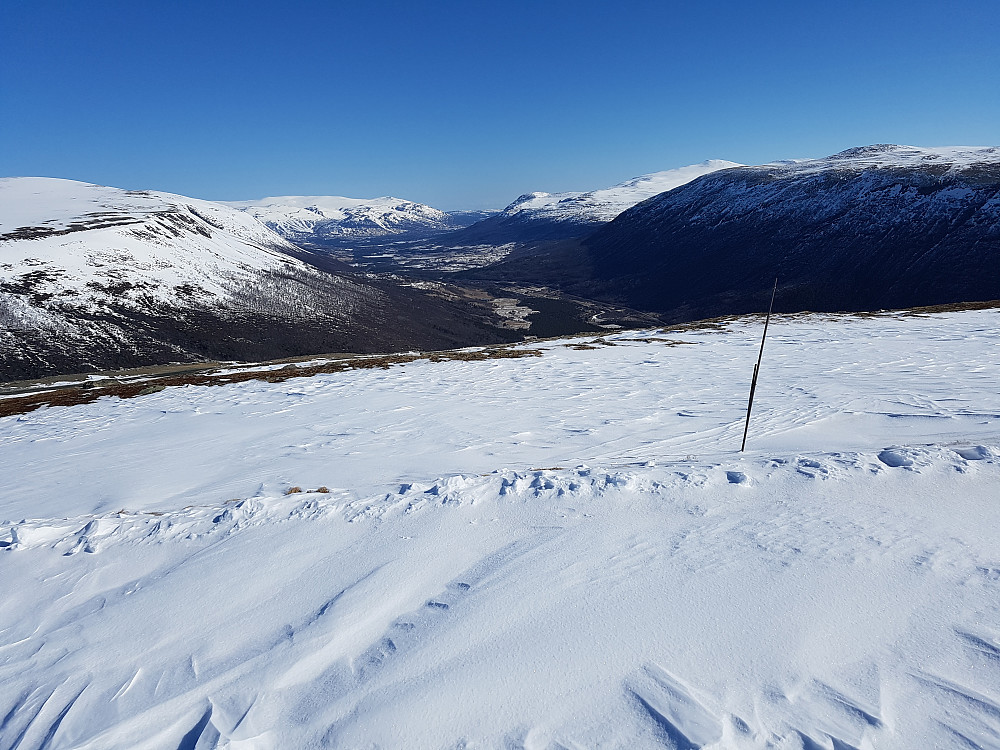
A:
[2,0,998,210]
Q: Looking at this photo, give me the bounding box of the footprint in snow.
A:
[877,449,913,468]
[955,445,991,461]
[796,457,830,479]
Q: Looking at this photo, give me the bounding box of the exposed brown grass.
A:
[0,345,543,419]
[852,299,1000,317]
[624,337,696,346]
[3,299,996,420]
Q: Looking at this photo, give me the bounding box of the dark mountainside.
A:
[572,146,1000,320]
[438,204,603,247]
[0,179,522,382]
[0,266,522,383]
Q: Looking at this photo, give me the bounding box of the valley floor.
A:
[2,310,999,749]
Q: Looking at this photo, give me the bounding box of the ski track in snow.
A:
[2,310,1000,749]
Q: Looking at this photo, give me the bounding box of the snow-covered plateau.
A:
[768,144,1000,174]
[2,307,999,749]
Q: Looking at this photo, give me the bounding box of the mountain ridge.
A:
[575,144,1000,318]
[440,160,742,247]
[221,194,487,246]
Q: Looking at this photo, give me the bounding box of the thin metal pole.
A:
[741,278,778,452]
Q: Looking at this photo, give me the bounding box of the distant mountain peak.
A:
[783,144,1000,172]
[220,194,460,243]
[829,144,903,159]
[442,161,744,246]
[496,161,744,222]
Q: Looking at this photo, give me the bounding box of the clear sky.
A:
[2,0,998,210]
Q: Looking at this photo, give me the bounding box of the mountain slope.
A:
[1,177,308,305]
[0,178,516,380]
[221,195,477,246]
[443,160,742,246]
[579,145,1000,318]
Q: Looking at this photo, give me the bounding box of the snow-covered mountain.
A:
[1,177,307,308]
[446,160,742,246]
[575,145,1000,318]
[498,159,744,223]
[0,178,516,380]
[222,194,475,246]
[2,308,999,748]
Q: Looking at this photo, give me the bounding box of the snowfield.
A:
[2,309,1000,749]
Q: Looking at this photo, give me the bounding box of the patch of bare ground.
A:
[856,299,1000,317]
[661,300,1000,329]
[564,336,693,350]
[3,299,996,420]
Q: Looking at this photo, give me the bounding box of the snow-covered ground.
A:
[2,309,999,749]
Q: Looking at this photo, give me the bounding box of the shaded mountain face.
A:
[579,145,1000,319]
[0,179,515,381]
[440,161,742,247]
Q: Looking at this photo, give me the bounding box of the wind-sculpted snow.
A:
[2,309,1000,748]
